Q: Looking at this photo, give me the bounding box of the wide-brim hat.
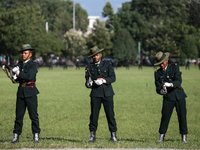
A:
[154,51,170,66]
[88,46,104,58]
[18,44,35,53]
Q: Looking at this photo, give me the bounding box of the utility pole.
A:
[73,2,76,60]
[138,42,141,65]
[73,2,75,31]
[45,22,48,32]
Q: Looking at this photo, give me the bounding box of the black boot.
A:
[11,133,19,143]
[182,134,187,143]
[88,131,96,143]
[33,133,39,143]
[111,132,117,142]
[158,134,165,143]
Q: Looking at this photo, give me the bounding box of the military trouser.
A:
[13,95,40,135]
[89,96,117,132]
[159,98,188,135]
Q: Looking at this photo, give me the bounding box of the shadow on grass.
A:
[119,138,149,142]
[40,137,81,143]
[0,137,81,143]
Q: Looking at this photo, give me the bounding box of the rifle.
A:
[85,67,93,88]
[161,81,167,93]
[2,64,18,83]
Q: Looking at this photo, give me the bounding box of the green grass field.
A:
[0,66,200,149]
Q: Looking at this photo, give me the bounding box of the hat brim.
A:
[88,49,104,58]
[18,48,35,53]
[154,52,170,66]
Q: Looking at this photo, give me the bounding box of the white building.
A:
[85,16,100,36]
[88,16,100,28]
[65,16,100,37]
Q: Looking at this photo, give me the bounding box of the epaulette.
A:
[87,63,92,68]
[104,59,112,65]
[157,67,162,72]
[170,63,178,67]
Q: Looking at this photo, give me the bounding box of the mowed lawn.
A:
[0,66,200,149]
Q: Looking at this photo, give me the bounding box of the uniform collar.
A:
[95,60,101,65]
[163,65,168,71]
[24,59,30,64]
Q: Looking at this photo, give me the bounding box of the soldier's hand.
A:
[163,85,167,91]
[86,80,93,88]
[88,81,93,86]
[12,74,17,80]
[102,79,106,84]
[164,82,173,87]
[12,66,20,76]
[94,79,103,85]
[160,89,167,95]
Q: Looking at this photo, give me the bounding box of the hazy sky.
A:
[74,0,131,20]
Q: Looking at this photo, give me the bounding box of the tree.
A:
[102,2,114,18]
[0,0,89,61]
[129,0,189,58]
[0,4,46,59]
[102,2,121,34]
[118,2,150,41]
[57,0,89,33]
[63,30,87,60]
[75,3,89,32]
[39,0,62,32]
[37,32,65,57]
[86,20,113,57]
[113,28,137,61]
[180,35,198,60]
[102,0,198,61]
[186,0,200,29]
[195,29,200,57]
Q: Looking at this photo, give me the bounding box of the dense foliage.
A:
[103,0,200,62]
[0,0,88,61]
[0,0,199,64]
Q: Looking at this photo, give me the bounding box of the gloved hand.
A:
[12,66,20,76]
[163,84,167,91]
[102,79,106,84]
[86,76,93,88]
[94,79,103,85]
[12,74,17,80]
[160,88,167,95]
[86,80,93,88]
[10,69,17,80]
[164,82,173,87]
